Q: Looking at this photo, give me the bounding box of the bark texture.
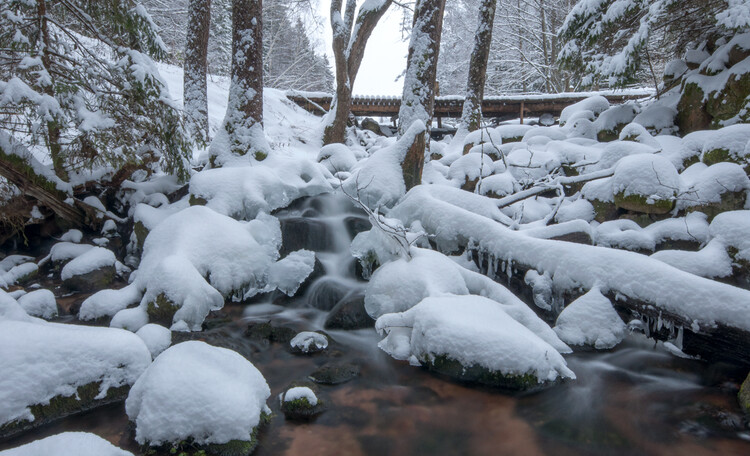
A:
[184,0,211,146]
[398,0,446,190]
[460,0,497,134]
[323,0,392,145]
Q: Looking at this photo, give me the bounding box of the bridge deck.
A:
[286,90,652,121]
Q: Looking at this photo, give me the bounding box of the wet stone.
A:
[309,362,360,385]
[279,217,335,256]
[306,277,351,311]
[324,293,374,330]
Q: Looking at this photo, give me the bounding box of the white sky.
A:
[315,1,408,96]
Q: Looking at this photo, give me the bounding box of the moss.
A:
[62,264,115,292]
[134,220,149,250]
[281,396,325,421]
[253,151,267,162]
[702,148,733,167]
[144,411,270,456]
[0,148,65,196]
[590,199,619,223]
[708,72,750,124]
[423,354,548,392]
[502,136,524,144]
[739,372,750,418]
[429,152,443,161]
[685,190,747,221]
[614,192,674,215]
[676,82,712,134]
[0,382,129,440]
[147,293,180,327]
[189,194,208,206]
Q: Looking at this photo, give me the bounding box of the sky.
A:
[315,1,409,96]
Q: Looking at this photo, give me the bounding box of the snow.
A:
[555,198,595,223]
[0,259,37,289]
[389,186,750,332]
[559,96,610,125]
[189,157,332,220]
[60,247,116,281]
[676,162,749,210]
[0,432,133,456]
[0,319,150,426]
[266,250,316,296]
[135,324,172,359]
[125,341,271,446]
[283,387,318,406]
[593,103,638,132]
[703,124,750,161]
[651,239,734,279]
[343,121,426,209]
[375,296,575,382]
[318,144,358,175]
[611,153,679,201]
[59,229,83,243]
[17,289,57,319]
[290,332,328,353]
[553,287,626,349]
[39,242,94,266]
[709,210,750,261]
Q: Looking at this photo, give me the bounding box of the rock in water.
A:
[325,293,373,330]
[125,341,271,456]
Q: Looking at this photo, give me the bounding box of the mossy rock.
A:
[461,177,480,192]
[701,149,750,175]
[144,411,270,456]
[708,72,750,125]
[614,192,674,215]
[308,362,360,385]
[147,293,181,327]
[245,321,296,344]
[422,354,551,392]
[502,136,524,144]
[0,382,129,440]
[189,194,208,206]
[590,199,619,223]
[429,152,443,161]
[685,190,747,221]
[597,123,628,143]
[738,371,750,418]
[677,82,712,135]
[281,394,326,421]
[561,164,583,196]
[62,264,115,292]
[133,220,149,251]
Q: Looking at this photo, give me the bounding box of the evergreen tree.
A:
[0,0,191,181]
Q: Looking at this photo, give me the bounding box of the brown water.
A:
[1,306,749,456]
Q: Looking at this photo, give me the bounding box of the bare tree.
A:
[398,0,446,190]
[460,0,497,134]
[323,0,393,145]
[184,0,211,146]
[210,0,269,165]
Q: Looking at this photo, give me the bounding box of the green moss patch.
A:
[422,354,551,393]
[614,192,674,215]
[147,293,181,327]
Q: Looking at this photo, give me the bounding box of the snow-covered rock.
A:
[16,289,57,319]
[0,319,150,434]
[125,341,270,452]
[60,247,116,291]
[289,331,328,354]
[135,324,172,359]
[375,296,575,390]
[554,288,626,349]
[0,432,133,456]
[611,154,679,213]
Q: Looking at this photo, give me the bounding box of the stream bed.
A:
[2,194,750,455]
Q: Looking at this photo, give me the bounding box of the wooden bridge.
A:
[286,90,653,124]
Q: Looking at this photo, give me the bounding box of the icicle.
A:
[675,326,684,349]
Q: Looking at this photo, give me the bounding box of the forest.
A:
[2,0,750,455]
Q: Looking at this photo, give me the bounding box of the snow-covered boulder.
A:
[0,432,133,456]
[0,318,150,439]
[448,153,496,191]
[0,256,38,289]
[125,341,271,455]
[676,162,749,218]
[612,154,679,214]
[16,289,57,319]
[375,296,575,390]
[594,104,639,141]
[559,95,610,126]
[701,123,750,171]
[317,143,357,175]
[710,210,750,263]
[135,324,172,359]
[553,288,626,349]
[289,331,328,354]
[60,247,116,291]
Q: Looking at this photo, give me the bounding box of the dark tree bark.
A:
[184,0,211,146]
[398,0,446,190]
[323,0,392,145]
[37,0,64,179]
[211,0,268,165]
[460,0,497,135]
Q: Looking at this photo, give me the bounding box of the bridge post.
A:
[520,100,525,125]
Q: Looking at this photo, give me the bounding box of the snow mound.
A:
[676,162,749,210]
[125,341,270,446]
[0,319,151,426]
[0,256,38,289]
[60,247,116,281]
[375,296,576,383]
[554,288,626,349]
[651,239,733,279]
[611,154,679,200]
[189,159,331,220]
[39,242,94,266]
[560,95,610,125]
[317,144,357,175]
[135,324,172,359]
[16,289,57,319]
[59,229,83,243]
[710,210,750,261]
[0,432,133,456]
[290,331,328,353]
[283,387,317,406]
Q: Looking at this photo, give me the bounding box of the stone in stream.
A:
[280,385,326,421]
[245,321,298,345]
[289,331,329,355]
[344,215,371,239]
[309,362,360,385]
[324,293,374,330]
[60,247,116,292]
[279,217,335,256]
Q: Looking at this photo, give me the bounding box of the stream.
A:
[2,193,750,455]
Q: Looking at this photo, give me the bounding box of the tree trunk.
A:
[211,0,268,164]
[460,0,497,135]
[323,0,392,145]
[37,0,64,180]
[398,0,446,190]
[184,0,211,146]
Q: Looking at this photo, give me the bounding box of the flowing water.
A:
[2,193,750,455]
